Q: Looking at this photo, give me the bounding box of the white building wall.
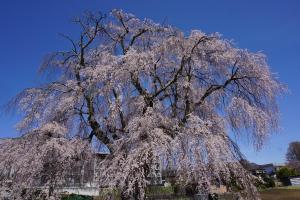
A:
[290,177,300,186]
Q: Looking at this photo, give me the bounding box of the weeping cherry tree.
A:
[0,10,285,199]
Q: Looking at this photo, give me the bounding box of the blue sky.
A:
[1,0,300,164]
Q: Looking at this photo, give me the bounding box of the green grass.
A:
[277,186,300,190]
[146,185,174,195]
[260,186,300,200]
[62,186,300,200]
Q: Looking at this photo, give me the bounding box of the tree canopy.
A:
[286,141,300,172]
[0,10,285,199]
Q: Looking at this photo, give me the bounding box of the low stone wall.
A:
[57,187,99,196]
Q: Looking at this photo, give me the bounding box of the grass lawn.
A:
[260,186,300,200]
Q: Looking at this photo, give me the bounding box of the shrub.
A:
[184,182,198,196]
[254,174,275,190]
[276,167,298,180]
[61,194,93,200]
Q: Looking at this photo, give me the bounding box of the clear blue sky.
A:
[1,0,300,165]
